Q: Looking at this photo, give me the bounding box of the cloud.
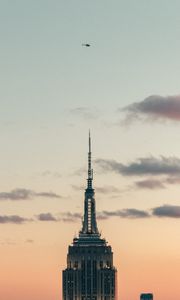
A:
[165,176,180,184]
[135,176,180,189]
[95,156,180,177]
[0,189,33,200]
[37,212,82,222]
[2,205,180,226]
[38,210,150,222]
[121,94,180,123]
[60,207,180,220]
[69,107,99,120]
[152,205,180,218]
[37,213,57,221]
[0,188,61,201]
[98,209,150,219]
[0,215,30,224]
[36,192,61,198]
[135,179,166,189]
[61,212,82,222]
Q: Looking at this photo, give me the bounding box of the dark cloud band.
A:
[0,188,61,201]
[135,179,166,189]
[0,215,30,224]
[98,209,150,219]
[37,213,57,221]
[1,204,180,225]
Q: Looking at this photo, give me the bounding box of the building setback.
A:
[63,133,117,300]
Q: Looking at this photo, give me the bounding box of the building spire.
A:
[80,131,99,235]
[87,130,93,189]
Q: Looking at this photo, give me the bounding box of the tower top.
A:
[87,130,93,189]
[89,130,91,152]
[73,133,106,244]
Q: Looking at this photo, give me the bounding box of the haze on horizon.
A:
[0,1,180,300]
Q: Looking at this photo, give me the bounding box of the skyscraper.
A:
[62,133,117,300]
[140,294,153,300]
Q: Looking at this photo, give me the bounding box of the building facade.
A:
[63,134,117,300]
[140,294,153,300]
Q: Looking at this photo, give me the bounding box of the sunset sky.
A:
[1,1,180,300]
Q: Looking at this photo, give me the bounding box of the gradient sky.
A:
[1,1,180,300]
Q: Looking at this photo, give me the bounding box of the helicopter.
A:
[82,43,91,47]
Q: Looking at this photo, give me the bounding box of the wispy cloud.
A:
[2,205,180,225]
[98,209,150,219]
[69,107,99,120]
[0,215,30,224]
[165,176,180,184]
[61,212,82,222]
[36,209,151,222]
[37,210,149,222]
[100,205,180,219]
[95,156,180,177]
[37,212,82,222]
[34,206,180,221]
[121,94,180,123]
[135,176,180,190]
[0,188,61,201]
[36,192,61,198]
[37,213,57,221]
[152,205,180,218]
[135,179,166,190]
[0,189,33,200]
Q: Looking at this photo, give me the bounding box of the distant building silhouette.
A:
[140,293,153,300]
[62,133,117,300]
